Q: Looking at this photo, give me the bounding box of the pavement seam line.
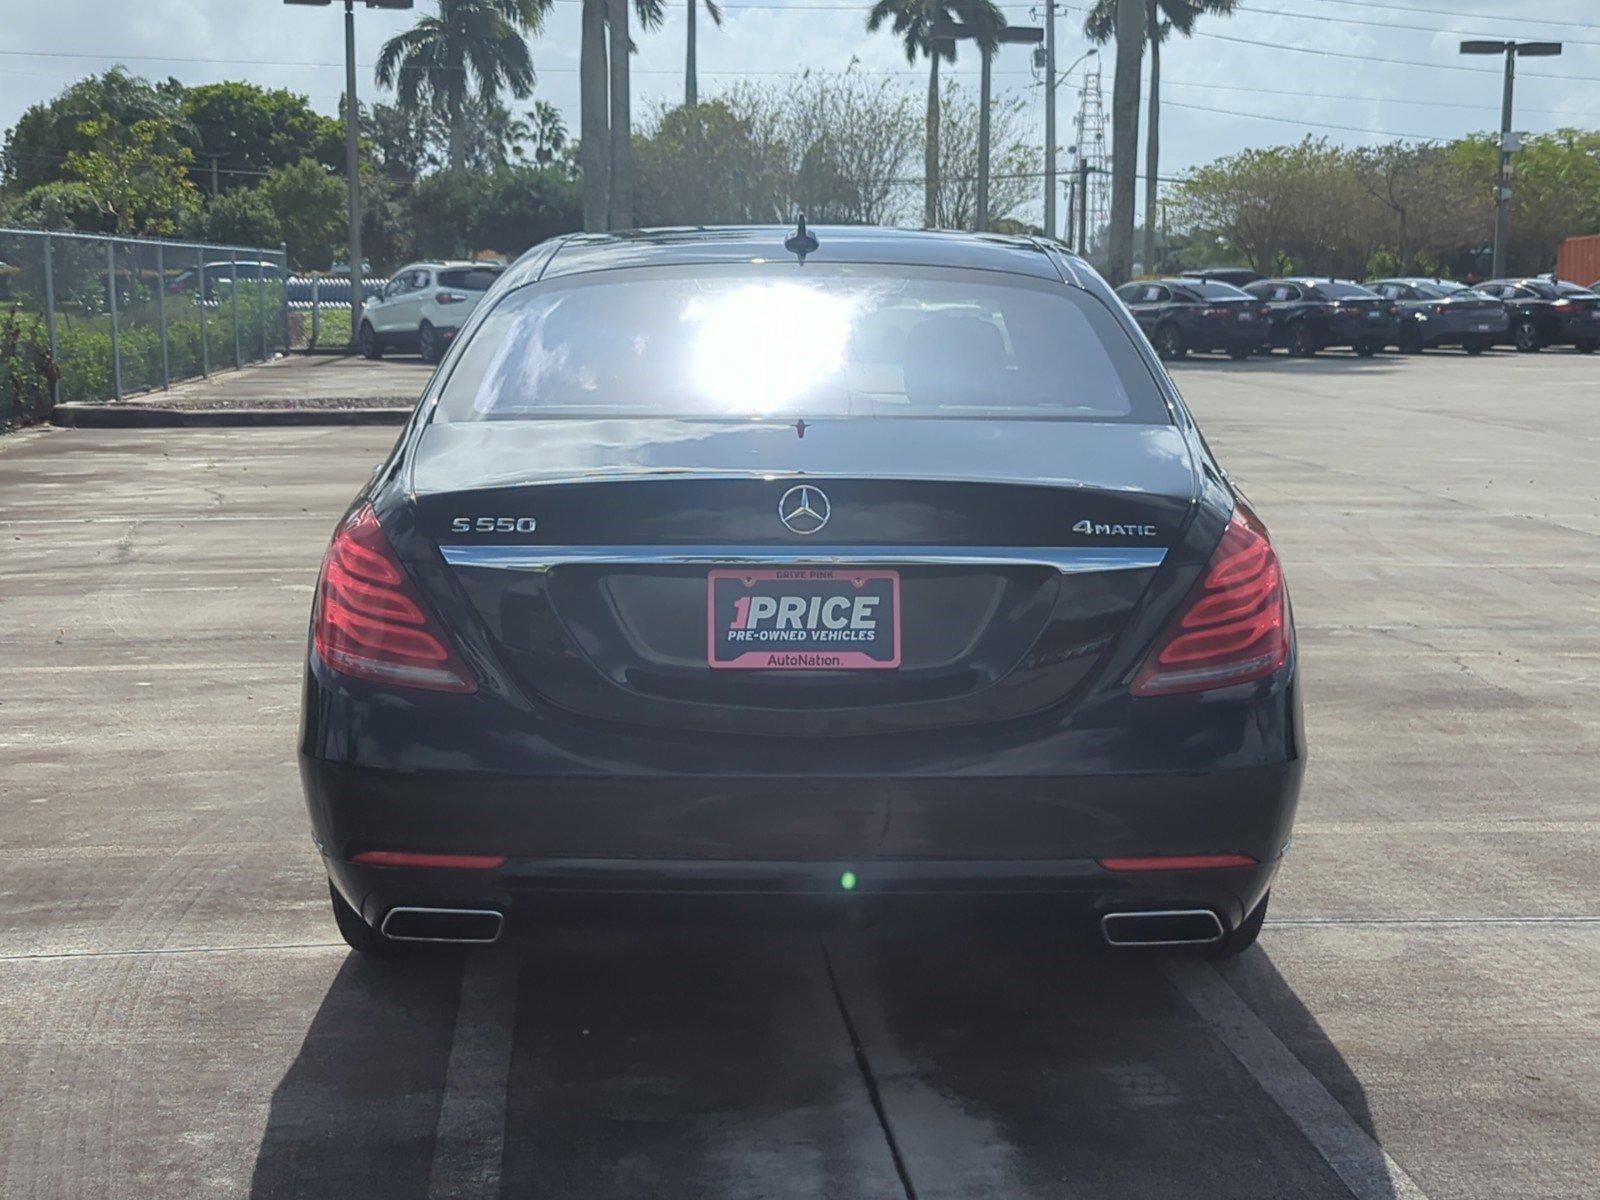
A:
[1165,958,1432,1200]
[427,946,519,1200]
[819,939,920,1200]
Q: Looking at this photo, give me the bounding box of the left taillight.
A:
[1130,506,1290,697]
[312,505,476,693]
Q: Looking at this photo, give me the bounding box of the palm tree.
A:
[867,0,1004,229]
[685,0,725,107]
[376,0,552,175]
[607,0,665,230]
[1086,0,1236,271]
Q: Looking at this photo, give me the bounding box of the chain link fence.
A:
[0,227,290,414]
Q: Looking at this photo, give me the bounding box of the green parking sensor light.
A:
[839,870,859,892]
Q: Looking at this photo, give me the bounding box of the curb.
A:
[51,404,411,429]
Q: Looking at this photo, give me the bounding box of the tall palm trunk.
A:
[448,92,469,173]
[607,0,633,229]
[1107,0,1143,283]
[1141,1,1160,271]
[925,54,940,228]
[686,1,698,107]
[580,0,609,230]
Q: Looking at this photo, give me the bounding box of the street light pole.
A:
[932,22,1042,233]
[286,0,413,345]
[1460,38,1561,278]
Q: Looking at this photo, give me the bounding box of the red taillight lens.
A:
[1130,506,1289,697]
[313,505,476,693]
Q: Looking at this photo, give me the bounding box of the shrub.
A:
[1,308,60,428]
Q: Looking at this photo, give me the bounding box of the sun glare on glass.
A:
[686,282,857,411]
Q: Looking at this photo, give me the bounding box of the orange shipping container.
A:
[1557,234,1600,286]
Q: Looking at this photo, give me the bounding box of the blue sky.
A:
[2,0,1598,230]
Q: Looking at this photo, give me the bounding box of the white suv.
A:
[358,261,505,364]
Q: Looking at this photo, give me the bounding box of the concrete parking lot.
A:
[2,348,1597,1199]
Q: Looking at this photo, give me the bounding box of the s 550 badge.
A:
[451,516,538,534]
[1073,519,1158,538]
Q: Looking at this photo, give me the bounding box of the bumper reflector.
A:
[1098,853,1257,871]
[350,850,508,870]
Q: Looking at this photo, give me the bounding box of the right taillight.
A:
[312,504,476,693]
[1130,506,1289,697]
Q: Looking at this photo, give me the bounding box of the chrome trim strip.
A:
[438,544,1167,575]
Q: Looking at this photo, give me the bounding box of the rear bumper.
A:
[304,754,1300,937]
[325,850,1281,941]
[1194,324,1272,351]
[1415,312,1509,344]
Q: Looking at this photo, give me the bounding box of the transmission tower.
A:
[1072,60,1110,261]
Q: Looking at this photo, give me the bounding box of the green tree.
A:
[201,184,283,248]
[64,117,201,235]
[633,99,786,224]
[2,181,111,233]
[406,163,578,258]
[1085,0,1236,271]
[376,0,552,174]
[1,68,187,192]
[866,0,1004,228]
[260,160,346,269]
[180,82,344,193]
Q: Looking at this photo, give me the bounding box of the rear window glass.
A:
[438,267,504,291]
[1309,281,1376,299]
[1556,281,1597,298]
[434,264,1169,424]
[1184,280,1252,300]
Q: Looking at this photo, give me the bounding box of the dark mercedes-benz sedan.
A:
[300,226,1303,959]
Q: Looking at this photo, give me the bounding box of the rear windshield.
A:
[1556,281,1597,298]
[434,264,1168,424]
[1183,280,1252,300]
[438,267,504,291]
[1308,281,1376,299]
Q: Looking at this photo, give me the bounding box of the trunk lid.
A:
[402,418,1202,735]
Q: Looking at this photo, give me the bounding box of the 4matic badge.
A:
[1073,518,1158,538]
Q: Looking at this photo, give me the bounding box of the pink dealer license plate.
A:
[707,568,902,670]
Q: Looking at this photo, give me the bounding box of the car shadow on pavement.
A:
[247,929,1405,1200]
[1168,352,1408,373]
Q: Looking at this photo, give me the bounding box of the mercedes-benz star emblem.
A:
[777,485,830,535]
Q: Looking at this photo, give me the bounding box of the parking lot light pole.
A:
[1459,39,1562,278]
[285,0,413,344]
[932,22,1043,232]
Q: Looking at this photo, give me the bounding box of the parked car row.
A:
[1116,270,1600,359]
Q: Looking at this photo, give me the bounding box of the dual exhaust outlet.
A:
[380,905,504,944]
[1100,909,1225,948]
[375,905,1224,948]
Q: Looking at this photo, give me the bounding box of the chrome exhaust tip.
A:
[1101,909,1225,948]
[380,906,504,944]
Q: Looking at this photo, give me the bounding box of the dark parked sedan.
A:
[1115,278,1271,360]
[1366,278,1509,354]
[1475,277,1600,353]
[300,226,1303,960]
[1243,278,1398,356]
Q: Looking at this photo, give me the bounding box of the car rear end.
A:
[428,264,506,344]
[1179,280,1271,355]
[1316,282,1395,350]
[1552,284,1600,347]
[300,235,1303,952]
[1420,288,1510,347]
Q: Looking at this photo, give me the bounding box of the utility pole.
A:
[1077,157,1090,255]
[1459,38,1561,278]
[286,0,414,343]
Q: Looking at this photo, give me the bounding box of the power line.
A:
[1163,97,1437,142]
[1160,77,1597,121]
[1233,1,1600,51]
[1288,0,1600,33]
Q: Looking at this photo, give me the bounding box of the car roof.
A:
[507,226,1071,287]
[404,260,500,271]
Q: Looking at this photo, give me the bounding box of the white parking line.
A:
[428,947,520,1200]
[1166,959,1431,1200]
